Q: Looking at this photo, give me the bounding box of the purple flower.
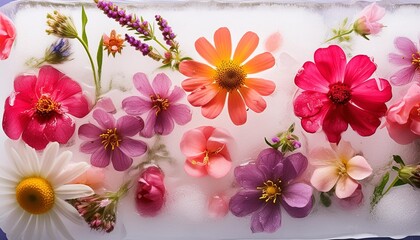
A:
[122,72,192,138]
[389,37,420,85]
[78,108,147,171]
[125,34,151,56]
[229,148,313,233]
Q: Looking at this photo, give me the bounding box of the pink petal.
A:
[167,86,186,103]
[96,97,116,113]
[228,90,247,125]
[122,96,151,115]
[180,128,207,158]
[361,3,385,22]
[346,155,373,180]
[244,78,276,96]
[152,73,171,97]
[309,147,337,166]
[21,119,49,150]
[52,75,83,102]
[388,53,411,66]
[133,72,154,97]
[35,66,62,93]
[351,78,392,103]
[310,166,338,192]
[119,137,147,157]
[116,115,143,136]
[2,96,32,139]
[410,119,420,135]
[80,139,102,154]
[394,37,418,57]
[233,31,258,64]
[179,60,216,78]
[168,104,192,125]
[214,27,232,62]
[92,109,116,130]
[294,91,330,133]
[13,75,37,96]
[90,147,111,168]
[184,160,207,177]
[264,31,282,53]
[201,89,227,119]
[345,104,382,137]
[208,195,229,218]
[195,36,220,66]
[239,87,267,113]
[282,183,313,208]
[0,13,16,60]
[44,114,75,144]
[242,52,275,74]
[59,93,90,118]
[335,175,359,199]
[181,77,212,92]
[390,66,417,86]
[154,111,174,136]
[206,154,232,178]
[294,61,329,92]
[111,148,133,171]
[141,110,157,138]
[187,84,219,107]
[314,45,346,84]
[323,107,348,143]
[386,121,418,144]
[344,55,376,87]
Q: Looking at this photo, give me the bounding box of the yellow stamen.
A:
[191,145,225,166]
[35,95,59,116]
[214,60,246,91]
[411,52,420,69]
[100,128,121,150]
[151,94,170,116]
[257,180,281,204]
[16,177,55,214]
[337,160,348,176]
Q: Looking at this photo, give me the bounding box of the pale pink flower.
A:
[208,195,229,218]
[385,83,420,144]
[0,12,16,60]
[70,167,106,191]
[180,126,233,178]
[388,37,420,86]
[310,141,372,199]
[353,3,385,39]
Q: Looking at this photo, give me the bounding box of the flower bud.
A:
[135,166,166,216]
[398,165,420,188]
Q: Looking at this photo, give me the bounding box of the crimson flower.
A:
[2,65,89,150]
[293,45,392,143]
[136,166,166,216]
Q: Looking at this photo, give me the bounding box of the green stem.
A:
[76,36,100,101]
[153,36,170,53]
[325,29,354,43]
[382,176,400,196]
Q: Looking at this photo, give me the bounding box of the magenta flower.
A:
[122,72,192,138]
[229,148,313,233]
[2,65,89,150]
[293,45,392,143]
[136,166,166,217]
[389,37,420,86]
[78,108,147,171]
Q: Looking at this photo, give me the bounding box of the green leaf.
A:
[81,6,89,47]
[394,178,407,187]
[371,172,390,209]
[320,192,331,207]
[393,155,405,166]
[96,37,103,84]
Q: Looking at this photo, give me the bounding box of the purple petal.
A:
[152,73,171,97]
[90,147,111,168]
[111,148,133,171]
[394,37,418,56]
[234,163,265,188]
[80,139,102,154]
[390,66,416,86]
[282,153,308,183]
[167,86,186,103]
[256,148,283,180]
[92,108,116,130]
[229,189,262,217]
[133,72,154,97]
[282,183,313,208]
[282,194,313,218]
[78,123,103,140]
[250,204,281,233]
[141,110,157,138]
[388,53,412,66]
[119,137,147,157]
[168,104,192,125]
[116,115,143,136]
[122,96,151,115]
[154,111,174,136]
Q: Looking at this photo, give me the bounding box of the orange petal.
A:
[182,77,213,92]
[179,60,216,78]
[201,89,227,119]
[244,78,276,96]
[187,84,219,107]
[242,52,275,74]
[195,37,220,66]
[228,90,247,125]
[233,31,259,64]
[214,27,232,62]
[239,87,266,113]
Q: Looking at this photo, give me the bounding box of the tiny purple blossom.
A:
[271,137,280,143]
[388,36,420,85]
[78,108,147,171]
[123,72,192,138]
[229,148,313,233]
[125,34,151,56]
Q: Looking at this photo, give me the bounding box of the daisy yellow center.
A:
[151,94,170,116]
[36,95,60,116]
[411,52,420,69]
[257,180,281,204]
[15,177,55,215]
[327,83,351,104]
[214,60,247,91]
[100,128,121,150]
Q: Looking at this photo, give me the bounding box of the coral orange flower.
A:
[103,29,124,57]
[179,27,276,125]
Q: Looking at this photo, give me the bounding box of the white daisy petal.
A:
[56,184,94,200]
[49,210,76,240]
[40,142,61,178]
[55,198,83,224]
[10,146,29,177]
[23,214,39,240]
[52,162,90,186]
[4,209,29,240]
[45,213,60,240]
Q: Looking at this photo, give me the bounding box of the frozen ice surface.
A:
[0,0,419,239]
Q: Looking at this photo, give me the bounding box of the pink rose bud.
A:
[353,3,385,38]
[0,12,16,60]
[135,166,166,217]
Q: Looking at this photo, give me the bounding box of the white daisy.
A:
[0,141,94,240]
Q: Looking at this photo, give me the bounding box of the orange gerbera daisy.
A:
[179,27,276,125]
[103,29,124,57]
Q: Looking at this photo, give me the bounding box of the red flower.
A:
[293,45,392,143]
[2,66,90,150]
[135,166,166,217]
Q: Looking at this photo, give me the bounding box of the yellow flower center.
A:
[35,95,60,116]
[214,60,247,91]
[411,52,420,69]
[15,177,55,215]
[190,146,225,166]
[151,94,170,116]
[100,128,121,150]
[337,160,348,176]
[257,180,281,204]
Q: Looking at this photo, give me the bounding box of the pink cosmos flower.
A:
[136,166,166,217]
[78,108,147,171]
[385,83,420,144]
[353,3,385,39]
[309,141,372,199]
[0,13,16,60]
[2,65,89,150]
[122,72,192,138]
[293,45,392,143]
[180,126,233,178]
[388,37,420,86]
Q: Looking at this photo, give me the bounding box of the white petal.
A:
[55,184,94,200]
[45,213,61,240]
[45,151,74,185]
[40,142,60,177]
[4,208,29,240]
[10,145,30,177]
[23,214,39,240]
[54,198,83,224]
[49,210,76,240]
[52,162,90,186]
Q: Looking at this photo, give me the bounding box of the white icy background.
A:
[0,1,419,239]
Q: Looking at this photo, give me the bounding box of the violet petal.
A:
[282,195,313,218]
[256,148,283,180]
[229,189,262,217]
[93,108,116,130]
[80,139,102,154]
[167,85,186,103]
[282,153,308,183]
[152,73,171,97]
[167,104,192,125]
[133,72,154,97]
[111,148,133,171]
[390,65,416,86]
[122,96,151,115]
[234,163,265,189]
[91,147,111,168]
[281,182,313,208]
[250,203,281,233]
[119,137,147,157]
[154,111,174,136]
[78,123,103,140]
[141,110,157,138]
[116,115,143,136]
